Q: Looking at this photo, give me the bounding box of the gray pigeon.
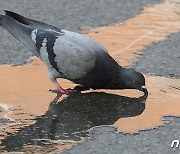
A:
[0,11,148,95]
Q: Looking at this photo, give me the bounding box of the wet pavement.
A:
[0,0,180,153]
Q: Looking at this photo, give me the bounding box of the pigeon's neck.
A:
[106,66,127,89]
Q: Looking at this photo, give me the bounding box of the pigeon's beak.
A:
[140,85,148,96]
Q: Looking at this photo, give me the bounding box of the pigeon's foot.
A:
[49,88,77,95]
[57,86,77,94]
[50,82,78,95]
[61,88,77,94]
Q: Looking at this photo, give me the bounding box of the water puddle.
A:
[1,92,146,152]
[0,0,180,152]
[114,75,180,132]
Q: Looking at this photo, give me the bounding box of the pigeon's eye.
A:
[134,79,139,84]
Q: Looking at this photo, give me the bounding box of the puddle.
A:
[114,75,180,132]
[0,0,180,152]
[1,92,146,152]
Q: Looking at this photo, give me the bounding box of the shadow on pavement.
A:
[1,92,147,151]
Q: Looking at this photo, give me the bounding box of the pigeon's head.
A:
[123,68,148,95]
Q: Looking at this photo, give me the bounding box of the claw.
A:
[48,89,60,94]
[49,88,77,95]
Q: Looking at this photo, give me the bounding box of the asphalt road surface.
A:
[135,32,180,78]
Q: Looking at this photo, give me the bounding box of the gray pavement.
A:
[134,32,180,78]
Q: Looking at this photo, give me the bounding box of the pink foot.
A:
[57,87,77,95]
[49,86,77,95]
[49,82,78,95]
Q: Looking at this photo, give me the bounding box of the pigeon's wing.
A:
[4,10,61,32]
[0,14,39,57]
[32,29,109,80]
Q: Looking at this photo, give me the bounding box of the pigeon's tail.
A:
[0,14,39,57]
[4,10,61,32]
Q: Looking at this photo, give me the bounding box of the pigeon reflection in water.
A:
[1,92,147,151]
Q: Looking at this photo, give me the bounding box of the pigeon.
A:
[0,11,148,95]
